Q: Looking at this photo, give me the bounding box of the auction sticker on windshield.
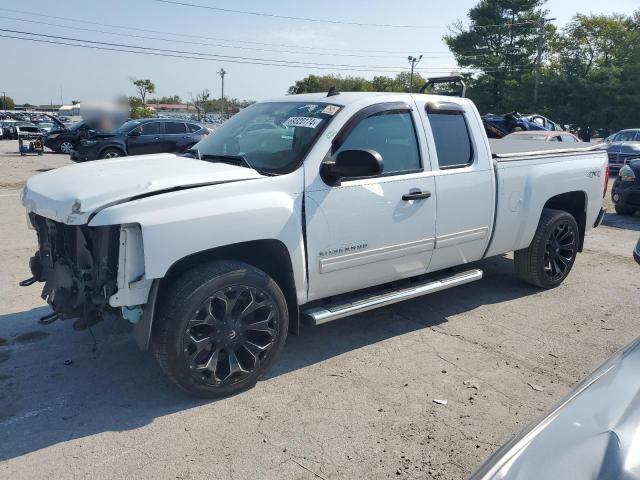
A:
[283,117,323,129]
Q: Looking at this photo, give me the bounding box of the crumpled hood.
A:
[22,153,264,225]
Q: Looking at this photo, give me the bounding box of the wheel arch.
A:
[98,144,127,158]
[542,191,587,251]
[136,239,300,351]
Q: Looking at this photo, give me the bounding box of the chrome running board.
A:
[301,269,483,326]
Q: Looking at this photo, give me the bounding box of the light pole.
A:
[1,91,6,111]
[407,55,423,93]
[217,68,226,118]
[534,18,556,106]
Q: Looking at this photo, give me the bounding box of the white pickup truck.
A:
[21,92,608,396]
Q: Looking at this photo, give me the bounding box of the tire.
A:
[99,148,123,159]
[615,205,635,216]
[514,208,579,289]
[152,260,289,397]
[60,141,74,154]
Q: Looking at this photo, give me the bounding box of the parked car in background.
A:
[596,128,640,172]
[503,130,582,143]
[483,112,563,138]
[471,335,640,480]
[44,121,97,154]
[15,124,41,140]
[611,159,640,215]
[0,120,16,139]
[36,122,55,134]
[70,118,208,161]
[3,121,39,140]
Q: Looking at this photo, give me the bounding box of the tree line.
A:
[289,2,640,135]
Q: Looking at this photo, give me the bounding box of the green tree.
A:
[288,74,374,94]
[540,11,640,133]
[287,73,426,95]
[1,95,15,110]
[444,0,547,111]
[147,95,183,104]
[130,78,156,105]
[190,89,211,120]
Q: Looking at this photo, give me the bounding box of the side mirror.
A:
[87,129,96,137]
[320,149,383,185]
[128,130,141,137]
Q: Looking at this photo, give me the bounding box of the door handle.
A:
[402,190,431,201]
[154,137,160,140]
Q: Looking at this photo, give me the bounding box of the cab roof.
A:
[263,92,470,108]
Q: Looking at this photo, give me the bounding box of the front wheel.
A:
[153,261,288,397]
[100,148,123,159]
[60,141,74,154]
[514,209,579,289]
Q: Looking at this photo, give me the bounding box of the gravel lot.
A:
[1,141,639,479]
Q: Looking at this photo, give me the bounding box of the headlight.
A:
[619,165,636,182]
[48,133,59,139]
[81,140,98,146]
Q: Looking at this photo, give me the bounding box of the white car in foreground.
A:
[21,91,608,396]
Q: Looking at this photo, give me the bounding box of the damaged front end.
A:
[23,213,144,330]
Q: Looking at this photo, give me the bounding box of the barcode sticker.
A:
[283,117,323,129]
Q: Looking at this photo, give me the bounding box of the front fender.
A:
[89,171,307,303]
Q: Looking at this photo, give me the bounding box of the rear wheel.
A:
[153,260,288,397]
[100,148,123,159]
[514,209,579,289]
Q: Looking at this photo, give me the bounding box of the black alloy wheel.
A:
[183,285,279,386]
[543,221,577,282]
[514,208,580,289]
[153,260,289,397]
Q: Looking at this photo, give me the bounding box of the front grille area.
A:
[29,213,120,317]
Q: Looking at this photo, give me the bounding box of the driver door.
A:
[304,103,437,301]
[127,121,164,155]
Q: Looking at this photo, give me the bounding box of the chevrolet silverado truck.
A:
[20,92,608,397]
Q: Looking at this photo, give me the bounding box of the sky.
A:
[0,0,637,106]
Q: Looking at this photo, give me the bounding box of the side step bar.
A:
[301,269,483,326]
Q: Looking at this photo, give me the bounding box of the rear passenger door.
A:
[163,121,190,152]
[416,100,494,272]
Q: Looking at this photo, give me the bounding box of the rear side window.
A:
[187,123,202,133]
[427,113,473,169]
[337,111,421,175]
[164,122,187,134]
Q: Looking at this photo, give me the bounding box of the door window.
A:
[164,122,187,134]
[336,111,421,175]
[133,122,161,136]
[427,112,473,169]
[187,123,202,133]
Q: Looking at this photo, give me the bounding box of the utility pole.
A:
[1,91,6,111]
[534,18,556,106]
[217,68,226,118]
[407,55,423,93]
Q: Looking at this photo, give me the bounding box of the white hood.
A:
[22,153,264,225]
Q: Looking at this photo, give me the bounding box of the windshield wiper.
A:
[201,154,253,170]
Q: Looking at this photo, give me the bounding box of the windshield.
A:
[192,101,341,174]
